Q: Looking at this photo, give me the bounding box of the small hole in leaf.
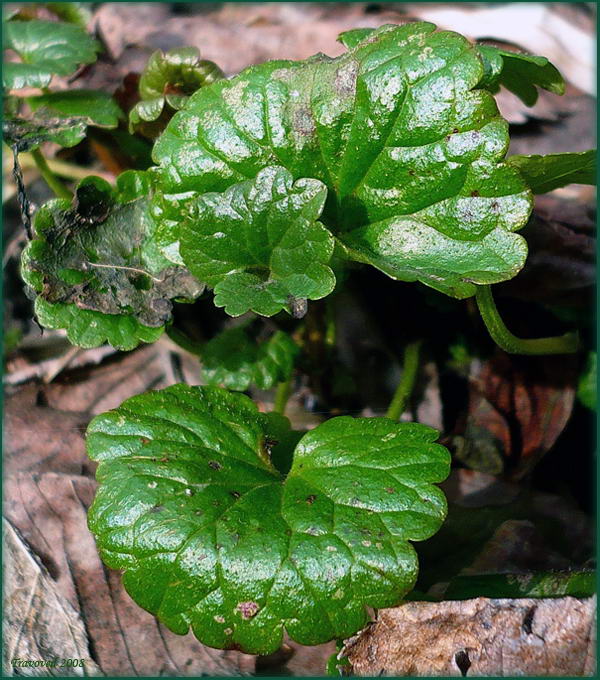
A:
[209,460,222,470]
[35,388,49,407]
[230,491,241,499]
[306,495,316,504]
[454,650,471,676]
[522,606,536,634]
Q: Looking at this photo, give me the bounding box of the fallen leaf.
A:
[451,352,576,479]
[344,595,596,676]
[3,517,101,677]
[3,473,253,676]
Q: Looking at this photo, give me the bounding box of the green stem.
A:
[30,148,73,200]
[273,376,293,415]
[475,285,579,355]
[386,340,422,421]
[325,297,336,349]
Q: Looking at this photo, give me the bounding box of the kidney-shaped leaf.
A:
[3,19,100,89]
[154,22,532,299]
[180,165,335,316]
[201,327,299,390]
[87,384,450,654]
[21,172,204,349]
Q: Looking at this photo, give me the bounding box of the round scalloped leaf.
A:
[87,384,450,654]
[3,19,101,90]
[21,172,204,348]
[153,22,533,299]
[180,166,335,317]
[201,327,299,390]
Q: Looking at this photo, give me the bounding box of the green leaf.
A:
[201,327,299,390]
[27,90,124,129]
[476,44,565,106]
[578,351,596,411]
[444,571,595,601]
[139,47,223,100]
[87,384,450,654]
[3,19,101,89]
[507,150,596,194]
[21,171,204,349]
[34,297,164,350]
[180,166,335,316]
[129,47,223,139]
[3,115,88,150]
[153,22,532,300]
[44,2,92,28]
[337,28,376,50]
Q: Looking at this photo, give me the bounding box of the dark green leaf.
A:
[507,150,596,195]
[27,90,124,129]
[201,327,299,390]
[578,351,596,411]
[3,19,100,89]
[87,384,450,654]
[444,571,595,600]
[476,44,565,106]
[21,172,204,348]
[180,165,335,316]
[139,47,223,100]
[153,22,532,300]
[129,47,223,138]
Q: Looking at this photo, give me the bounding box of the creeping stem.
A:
[386,340,422,421]
[30,148,73,200]
[475,284,579,355]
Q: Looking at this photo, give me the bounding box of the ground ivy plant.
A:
[7,13,596,656]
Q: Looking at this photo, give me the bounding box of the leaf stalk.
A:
[475,284,579,355]
[273,376,293,415]
[386,340,422,421]
[29,148,73,200]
